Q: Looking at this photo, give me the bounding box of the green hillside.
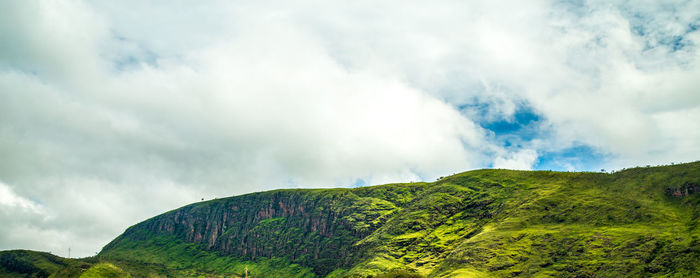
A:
[0,249,95,277]
[2,162,699,277]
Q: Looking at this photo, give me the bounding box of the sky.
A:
[1,0,699,257]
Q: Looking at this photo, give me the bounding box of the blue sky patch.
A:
[460,100,610,172]
[351,179,367,188]
[460,101,545,144]
[481,107,541,136]
[535,145,609,172]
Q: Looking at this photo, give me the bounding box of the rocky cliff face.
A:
[102,187,416,274]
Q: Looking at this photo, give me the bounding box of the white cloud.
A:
[0,181,43,213]
[0,0,699,257]
[493,149,539,171]
[0,0,492,257]
[0,181,57,254]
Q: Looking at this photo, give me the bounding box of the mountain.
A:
[2,162,700,277]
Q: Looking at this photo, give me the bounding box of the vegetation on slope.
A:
[3,162,699,277]
[0,250,94,277]
[79,263,131,278]
[101,183,428,276]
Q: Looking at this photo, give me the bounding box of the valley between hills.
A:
[2,162,699,277]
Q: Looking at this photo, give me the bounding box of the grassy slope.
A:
[3,162,699,277]
[79,263,132,278]
[344,164,700,277]
[101,231,316,278]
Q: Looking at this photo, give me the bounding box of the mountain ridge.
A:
[2,162,700,277]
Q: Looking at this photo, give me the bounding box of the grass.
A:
[79,263,131,278]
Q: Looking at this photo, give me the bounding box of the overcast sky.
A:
[1,0,699,257]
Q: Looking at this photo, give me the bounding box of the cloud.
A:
[0,181,56,254]
[0,181,42,213]
[493,149,539,171]
[0,0,492,256]
[0,0,699,257]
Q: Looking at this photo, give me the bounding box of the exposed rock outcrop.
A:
[102,189,402,274]
[666,182,699,197]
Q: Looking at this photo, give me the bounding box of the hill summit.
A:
[2,162,700,277]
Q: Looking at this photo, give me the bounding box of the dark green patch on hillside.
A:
[0,250,94,277]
